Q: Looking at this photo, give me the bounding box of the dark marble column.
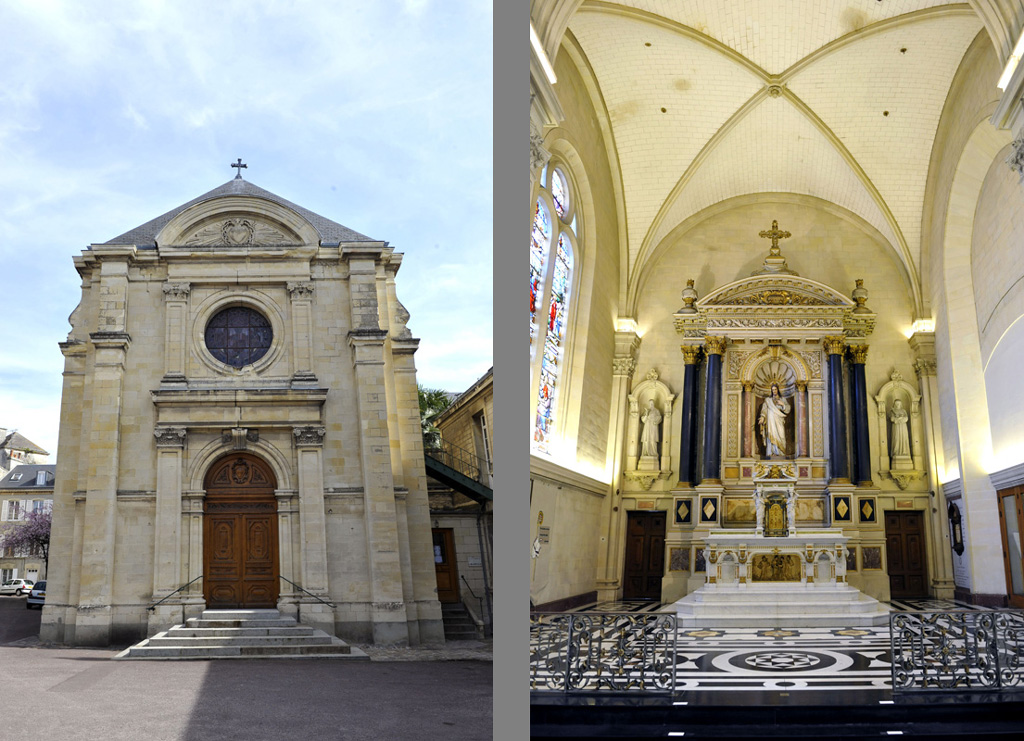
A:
[824,335,850,483]
[701,336,727,483]
[679,345,702,487]
[849,345,871,486]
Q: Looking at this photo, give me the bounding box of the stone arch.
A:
[188,435,292,493]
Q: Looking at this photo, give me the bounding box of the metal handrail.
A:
[147,575,202,612]
[460,574,483,601]
[424,438,490,484]
[279,575,337,609]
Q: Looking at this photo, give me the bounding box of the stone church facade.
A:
[40,176,443,646]
[530,1,1024,613]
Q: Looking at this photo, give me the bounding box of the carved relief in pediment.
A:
[184,217,294,246]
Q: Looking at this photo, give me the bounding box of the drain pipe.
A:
[476,506,493,636]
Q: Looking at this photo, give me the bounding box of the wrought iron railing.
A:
[424,438,489,485]
[890,610,1024,690]
[147,575,202,612]
[530,611,678,692]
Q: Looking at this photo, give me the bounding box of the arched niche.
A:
[624,368,676,489]
[874,369,924,488]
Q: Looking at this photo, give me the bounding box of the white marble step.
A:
[672,584,891,627]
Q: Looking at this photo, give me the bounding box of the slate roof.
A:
[104,178,377,247]
[0,464,56,490]
[0,432,48,456]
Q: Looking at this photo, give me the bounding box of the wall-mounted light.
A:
[911,319,935,334]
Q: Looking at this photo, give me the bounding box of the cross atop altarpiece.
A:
[759,219,791,256]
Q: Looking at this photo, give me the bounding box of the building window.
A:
[204,306,273,368]
[1,500,25,521]
[35,471,46,486]
[531,165,578,453]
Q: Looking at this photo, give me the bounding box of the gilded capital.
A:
[848,345,869,364]
[703,335,727,356]
[742,382,754,392]
[680,345,702,365]
[796,380,807,392]
[822,336,846,356]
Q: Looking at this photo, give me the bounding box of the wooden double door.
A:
[203,454,279,609]
[885,511,928,598]
[997,485,1024,609]
[622,511,666,600]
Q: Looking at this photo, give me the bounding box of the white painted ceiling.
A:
[565,1,988,302]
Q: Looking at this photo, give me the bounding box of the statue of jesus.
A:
[758,383,790,458]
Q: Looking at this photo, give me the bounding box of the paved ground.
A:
[0,598,492,740]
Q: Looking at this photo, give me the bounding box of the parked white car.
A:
[0,579,35,596]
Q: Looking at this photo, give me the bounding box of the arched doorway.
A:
[203,453,279,609]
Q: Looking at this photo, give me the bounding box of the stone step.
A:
[168,626,316,638]
[199,609,283,621]
[187,618,299,629]
[676,611,891,628]
[148,634,337,647]
[118,643,366,659]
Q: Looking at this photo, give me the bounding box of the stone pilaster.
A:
[701,336,727,484]
[848,345,872,486]
[595,329,640,602]
[161,282,190,384]
[795,381,808,458]
[292,425,333,635]
[287,281,317,385]
[681,346,703,486]
[152,427,186,595]
[823,336,850,483]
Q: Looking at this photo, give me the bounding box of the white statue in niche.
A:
[758,383,790,457]
[639,399,662,458]
[889,399,910,457]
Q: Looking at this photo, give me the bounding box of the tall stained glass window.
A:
[531,165,578,454]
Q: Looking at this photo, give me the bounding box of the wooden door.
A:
[204,454,279,609]
[885,511,927,598]
[622,511,666,600]
[433,528,459,603]
[997,486,1024,609]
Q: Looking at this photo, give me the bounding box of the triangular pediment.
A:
[698,275,854,309]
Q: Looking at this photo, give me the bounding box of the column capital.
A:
[742,381,754,392]
[848,344,869,364]
[154,427,187,448]
[287,281,315,300]
[162,282,191,301]
[823,335,846,356]
[293,426,326,447]
[612,356,636,378]
[796,380,807,392]
[703,335,727,356]
[914,358,937,377]
[681,345,702,365]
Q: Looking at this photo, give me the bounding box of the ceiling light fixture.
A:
[531,22,558,85]
[998,26,1024,90]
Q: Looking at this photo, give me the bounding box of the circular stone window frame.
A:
[192,290,285,376]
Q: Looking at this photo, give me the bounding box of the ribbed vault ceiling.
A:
[565,0,987,312]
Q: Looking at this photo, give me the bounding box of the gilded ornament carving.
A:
[798,350,821,377]
[680,345,702,365]
[727,351,749,378]
[851,279,871,314]
[287,281,315,299]
[811,395,823,456]
[679,278,698,314]
[1007,138,1024,184]
[848,345,869,364]
[154,427,187,448]
[703,336,727,355]
[702,276,849,307]
[709,318,842,330]
[292,426,326,447]
[162,282,191,301]
[727,396,739,458]
[822,336,846,355]
[796,380,807,393]
[612,356,637,377]
[717,290,822,306]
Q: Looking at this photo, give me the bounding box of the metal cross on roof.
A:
[758,219,791,256]
[231,158,247,179]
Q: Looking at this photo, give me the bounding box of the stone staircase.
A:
[441,602,481,640]
[115,609,369,660]
[673,583,892,628]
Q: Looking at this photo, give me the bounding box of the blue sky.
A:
[0,0,492,459]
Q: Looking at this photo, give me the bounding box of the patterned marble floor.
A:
[551,598,986,695]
